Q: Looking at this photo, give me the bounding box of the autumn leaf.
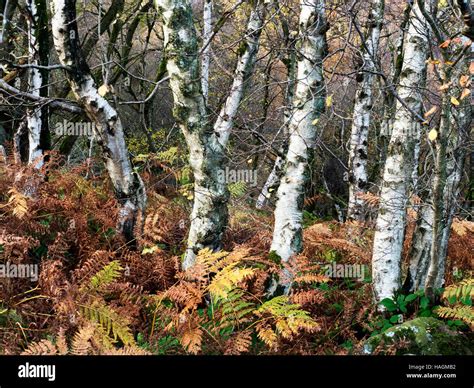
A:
[424,106,438,118]
[470,62,474,75]
[326,95,333,108]
[427,58,440,65]
[450,96,460,106]
[428,129,438,142]
[439,82,452,91]
[460,88,471,100]
[459,75,470,88]
[98,84,109,97]
[439,40,451,49]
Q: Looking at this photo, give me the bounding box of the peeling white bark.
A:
[156,0,265,269]
[213,1,266,147]
[270,0,327,264]
[256,35,297,210]
[256,155,285,209]
[26,0,44,169]
[201,0,212,103]
[50,0,146,240]
[371,2,429,305]
[347,0,384,221]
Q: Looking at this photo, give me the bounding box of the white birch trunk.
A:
[347,0,384,221]
[270,0,327,264]
[372,2,429,305]
[425,39,472,296]
[256,34,297,210]
[156,0,265,269]
[201,0,212,103]
[406,202,434,291]
[256,155,285,209]
[26,0,49,169]
[26,0,43,168]
[213,1,266,147]
[50,0,146,240]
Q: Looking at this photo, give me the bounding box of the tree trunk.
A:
[378,1,412,180]
[347,0,384,222]
[372,2,429,305]
[270,0,327,266]
[201,0,212,103]
[26,0,49,169]
[156,0,266,269]
[50,0,146,241]
[256,24,297,210]
[406,8,473,295]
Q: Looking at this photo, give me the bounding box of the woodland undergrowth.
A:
[0,154,472,355]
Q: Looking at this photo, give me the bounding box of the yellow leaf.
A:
[460,88,471,100]
[424,106,438,118]
[312,118,319,126]
[325,95,333,108]
[427,59,440,65]
[445,61,454,66]
[451,96,460,106]
[428,129,438,141]
[98,84,109,97]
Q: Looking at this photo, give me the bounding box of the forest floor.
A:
[0,158,472,355]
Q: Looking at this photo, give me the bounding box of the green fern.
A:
[229,182,247,198]
[87,261,123,291]
[218,289,256,330]
[436,305,474,328]
[79,302,135,346]
[256,295,319,339]
[443,278,474,302]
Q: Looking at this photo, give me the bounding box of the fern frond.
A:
[218,289,256,329]
[208,263,255,300]
[229,181,247,198]
[71,324,96,355]
[436,305,474,328]
[294,274,330,284]
[79,302,135,346]
[180,326,203,355]
[443,278,474,302]
[256,296,319,338]
[256,323,278,350]
[22,339,58,355]
[56,328,68,355]
[87,261,123,291]
[8,188,28,219]
[106,346,152,355]
[224,330,252,355]
[291,290,325,306]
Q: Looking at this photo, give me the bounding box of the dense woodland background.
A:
[0,0,472,355]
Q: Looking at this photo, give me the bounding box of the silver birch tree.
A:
[50,0,146,241]
[270,0,327,265]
